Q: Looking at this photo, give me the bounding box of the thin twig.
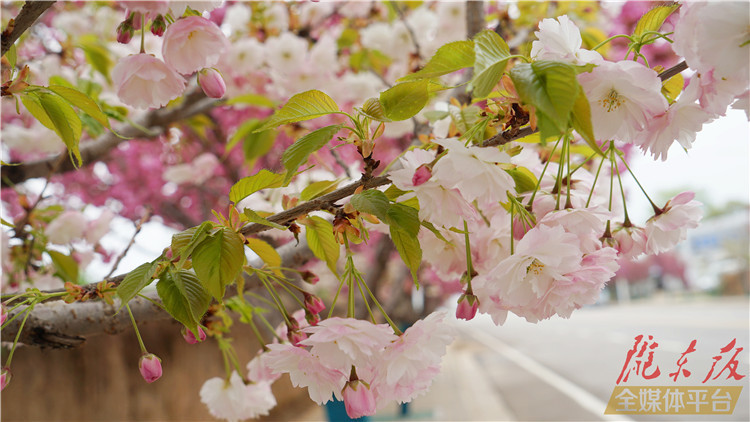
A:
[104,209,152,279]
[1,1,56,56]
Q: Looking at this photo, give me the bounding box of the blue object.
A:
[324,399,370,422]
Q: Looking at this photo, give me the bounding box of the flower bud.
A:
[287,329,307,346]
[300,270,319,285]
[116,17,134,44]
[512,217,533,240]
[1,367,11,391]
[342,379,377,419]
[303,292,325,315]
[456,293,479,321]
[150,14,166,37]
[182,326,207,344]
[412,164,432,186]
[138,353,163,383]
[304,310,320,326]
[198,68,226,99]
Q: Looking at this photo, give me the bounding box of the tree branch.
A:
[1,239,316,347]
[1,1,55,57]
[1,91,219,187]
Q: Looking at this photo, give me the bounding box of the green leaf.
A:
[78,36,113,84]
[423,110,450,123]
[244,208,286,230]
[229,170,285,204]
[384,184,409,201]
[570,89,605,156]
[386,203,420,237]
[48,85,110,129]
[661,72,684,104]
[6,44,17,68]
[304,216,340,276]
[350,189,391,222]
[245,237,283,276]
[421,221,453,244]
[281,125,342,185]
[506,167,538,194]
[225,93,276,108]
[510,61,579,133]
[171,222,214,267]
[20,94,54,129]
[300,179,342,201]
[359,97,390,122]
[47,250,79,284]
[633,5,680,37]
[226,119,275,165]
[256,90,340,131]
[157,271,202,333]
[171,270,211,324]
[33,91,83,167]
[400,40,475,81]
[470,30,511,98]
[116,261,158,306]
[191,227,245,300]
[379,80,430,121]
[389,226,421,287]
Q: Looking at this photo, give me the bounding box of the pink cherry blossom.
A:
[112,53,186,109]
[264,343,347,404]
[578,60,668,143]
[162,16,229,75]
[1,368,10,391]
[246,351,282,384]
[645,192,703,255]
[45,210,86,245]
[119,1,169,17]
[612,224,647,259]
[343,380,377,418]
[303,292,325,315]
[138,353,162,383]
[300,318,397,374]
[411,164,432,186]
[530,15,603,65]
[199,371,276,421]
[84,209,115,244]
[552,247,619,318]
[182,326,206,344]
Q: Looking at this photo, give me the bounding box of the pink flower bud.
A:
[150,14,166,37]
[512,217,533,240]
[138,353,162,383]
[182,326,207,344]
[305,310,320,326]
[198,68,226,99]
[342,380,377,419]
[412,164,432,186]
[456,293,479,321]
[1,368,11,391]
[116,23,134,44]
[287,329,307,346]
[301,270,319,285]
[303,293,325,315]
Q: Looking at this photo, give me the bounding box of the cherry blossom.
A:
[530,15,603,65]
[138,353,162,383]
[645,192,703,255]
[199,371,276,422]
[162,16,229,75]
[45,211,86,245]
[112,53,186,109]
[264,343,347,404]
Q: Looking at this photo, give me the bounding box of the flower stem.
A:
[358,277,402,335]
[592,34,634,51]
[139,14,146,54]
[616,150,661,213]
[4,305,32,367]
[126,304,147,354]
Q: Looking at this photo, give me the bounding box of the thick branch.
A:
[1,1,55,56]
[1,91,219,187]
[465,1,486,39]
[1,240,315,347]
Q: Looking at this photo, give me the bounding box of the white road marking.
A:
[468,328,635,422]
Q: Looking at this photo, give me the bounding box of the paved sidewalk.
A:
[292,333,515,421]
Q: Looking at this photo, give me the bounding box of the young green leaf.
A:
[116,261,159,306]
[6,44,17,68]
[389,226,422,287]
[350,189,391,222]
[256,90,341,131]
[171,222,214,268]
[359,97,390,122]
[78,36,113,84]
[633,4,680,37]
[191,227,245,300]
[48,85,111,129]
[229,170,285,204]
[47,250,79,284]
[304,216,340,276]
[157,271,201,333]
[506,167,538,194]
[300,179,342,201]
[399,40,475,81]
[243,209,286,230]
[225,93,276,108]
[379,80,430,121]
[245,237,283,276]
[36,91,83,167]
[510,61,579,134]
[171,270,211,324]
[470,30,512,98]
[281,124,342,185]
[386,203,420,237]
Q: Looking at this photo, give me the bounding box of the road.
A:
[461,294,750,421]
